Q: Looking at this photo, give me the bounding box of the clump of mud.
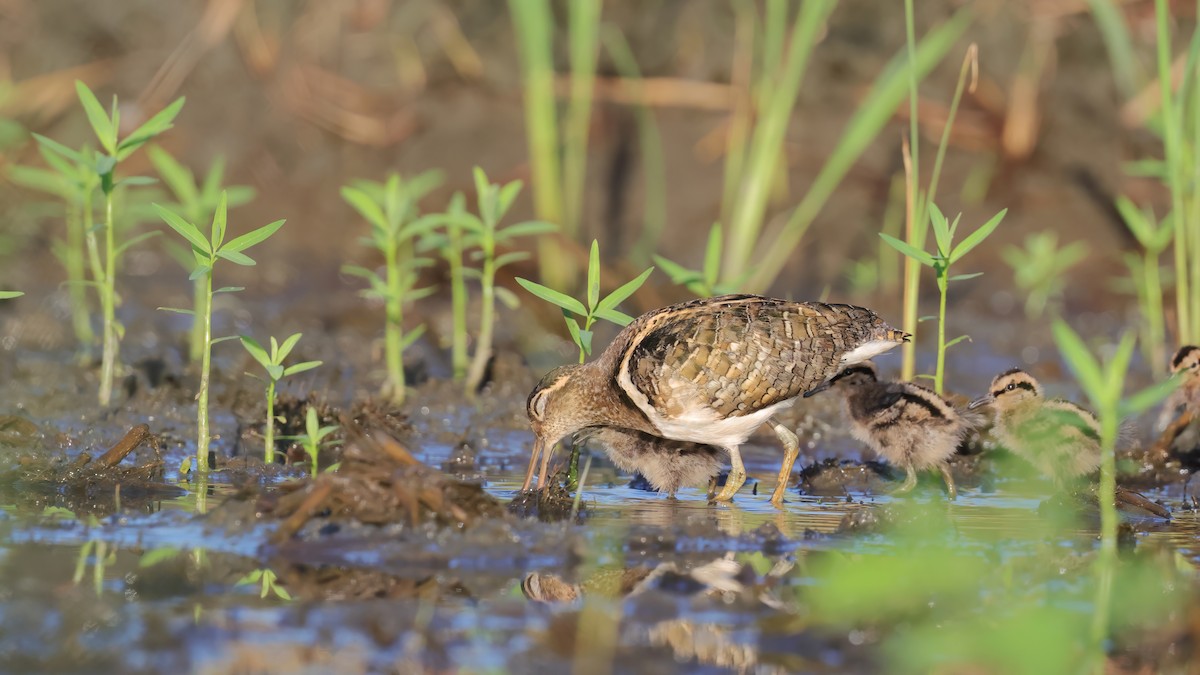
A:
[260,430,506,543]
[507,484,581,522]
[0,423,182,515]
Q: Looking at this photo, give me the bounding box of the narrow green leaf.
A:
[213,286,243,294]
[703,223,723,288]
[114,230,162,257]
[32,133,84,164]
[240,336,273,371]
[115,176,158,188]
[277,333,303,361]
[1121,375,1182,417]
[494,251,531,269]
[75,80,116,154]
[399,324,427,351]
[341,186,387,229]
[148,145,198,209]
[211,335,241,345]
[221,218,284,254]
[1051,320,1105,403]
[157,306,195,315]
[496,220,558,239]
[947,272,983,282]
[0,291,24,299]
[949,209,1007,264]
[188,265,212,281]
[283,360,322,377]
[587,240,601,310]
[879,232,936,267]
[1104,331,1138,403]
[944,334,971,349]
[211,192,228,250]
[116,96,186,160]
[595,266,655,313]
[928,202,952,257]
[7,165,69,199]
[217,249,256,266]
[515,277,587,316]
[593,307,635,326]
[495,285,521,309]
[565,315,584,349]
[266,364,284,381]
[154,203,211,253]
[652,255,702,285]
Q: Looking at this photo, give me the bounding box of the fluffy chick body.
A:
[971,368,1101,482]
[577,427,724,497]
[1155,345,1200,459]
[806,362,971,498]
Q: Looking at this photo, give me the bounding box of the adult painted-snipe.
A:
[1155,345,1200,460]
[804,361,976,499]
[523,294,908,504]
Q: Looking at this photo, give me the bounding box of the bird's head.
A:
[1170,345,1200,377]
[969,368,1043,412]
[803,361,878,398]
[523,364,591,489]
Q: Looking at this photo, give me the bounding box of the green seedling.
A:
[653,223,740,298]
[517,239,653,363]
[414,169,557,395]
[0,291,21,299]
[1001,231,1089,320]
[341,171,442,405]
[236,568,292,601]
[881,203,1005,394]
[283,407,341,477]
[35,81,184,405]
[239,333,322,464]
[150,146,256,363]
[417,192,471,380]
[1115,197,1175,377]
[7,143,104,351]
[156,192,284,474]
[1052,320,1181,659]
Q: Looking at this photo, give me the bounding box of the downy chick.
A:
[575,427,723,497]
[1154,345,1200,460]
[804,362,972,499]
[968,368,1100,482]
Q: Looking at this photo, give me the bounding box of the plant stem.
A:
[448,224,468,380]
[264,379,276,464]
[384,243,406,405]
[99,186,117,406]
[1157,0,1192,344]
[65,203,94,352]
[190,277,207,363]
[1144,250,1165,376]
[465,250,496,395]
[564,0,600,242]
[935,271,948,395]
[1089,408,1120,666]
[901,0,922,382]
[197,271,212,474]
[508,0,569,288]
[723,0,833,281]
[82,189,105,294]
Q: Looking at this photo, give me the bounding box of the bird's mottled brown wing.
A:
[616,295,896,419]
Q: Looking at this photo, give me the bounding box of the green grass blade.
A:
[117,96,185,160]
[75,81,116,156]
[154,203,211,254]
[278,333,303,362]
[880,233,935,267]
[341,186,387,230]
[240,336,273,371]
[1051,320,1105,403]
[748,8,972,291]
[949,209,1006,264]
[221,219,285,254]
[516,277,587,316]
[596,266,654,313]
[587,240,601,310]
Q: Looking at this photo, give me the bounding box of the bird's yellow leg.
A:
[769,419,800,507]
[713,446,746,502]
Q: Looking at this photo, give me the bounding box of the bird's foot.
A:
[713,469,746,502]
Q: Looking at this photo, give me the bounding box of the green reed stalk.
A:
[1157,0,1192,344]
[508,0,569,289]
[723,0,834,282]
[447,219,468,380]
[745,8,971,294]
[64,204,93,350]
[900,0,923,382]
[383,231,407,403]
[601,26,665,265]
[99,185,117,405]
[1086,0,1142,99]
[721,0,756,227]
[564,0,601,242]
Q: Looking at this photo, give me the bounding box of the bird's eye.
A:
[1005,383,1016,392]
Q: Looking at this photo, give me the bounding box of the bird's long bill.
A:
[803,379,833,398]
[967,394,994,410]
[521,437,545,492]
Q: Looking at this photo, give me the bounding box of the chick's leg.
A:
[768,419,800,507]
[713,445,746,502]
[938,463,958,500]
[892,463,918,495]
